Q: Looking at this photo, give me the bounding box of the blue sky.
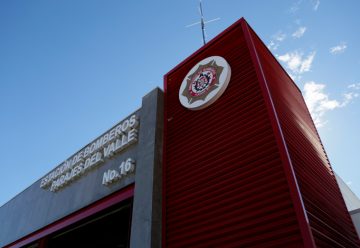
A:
[0,0,359,206]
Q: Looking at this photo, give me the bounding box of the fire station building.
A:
[1,18,360,248]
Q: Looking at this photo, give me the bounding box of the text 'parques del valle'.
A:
[40,114,139,192]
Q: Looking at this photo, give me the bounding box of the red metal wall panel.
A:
[249,25,360,247]
[164,20,304,247]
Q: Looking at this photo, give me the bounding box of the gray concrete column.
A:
[130,87,163,248]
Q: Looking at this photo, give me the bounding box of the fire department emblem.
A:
[179,56,231,110]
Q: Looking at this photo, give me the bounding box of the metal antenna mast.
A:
[199,0,206,45]
[186,0,220,45]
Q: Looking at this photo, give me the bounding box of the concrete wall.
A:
[351,209,360,238]
[336,173,360,211]
[130,88,163,248]
[336,174,360,238]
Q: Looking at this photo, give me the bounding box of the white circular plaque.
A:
[179,56,231,110]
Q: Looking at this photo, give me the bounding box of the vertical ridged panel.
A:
[164,23,303,247]
[250,27,360,247]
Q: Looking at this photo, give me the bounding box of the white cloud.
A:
[291,0,319,12]
[347,181,353,186]
[303,82,360,127]
[292,27,307,38]
[274,32,286,42]
[290,0,303,13]
[348,83,360,90]
[267,31,286,51]
[300,52,315,72]
[330,42,347,54]
[343,92,359,106]
[312,0,320,10]
[267,40,279,51]
[277,51,315,75]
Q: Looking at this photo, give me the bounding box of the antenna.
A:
[186,0,220,45]
[199,0,206,45]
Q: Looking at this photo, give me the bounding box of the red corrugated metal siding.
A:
[249,27,360,247]
[164,23,304,247]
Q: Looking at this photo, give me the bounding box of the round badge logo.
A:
[179,56,231,110]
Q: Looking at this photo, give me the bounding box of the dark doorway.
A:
[47,199,132,248]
